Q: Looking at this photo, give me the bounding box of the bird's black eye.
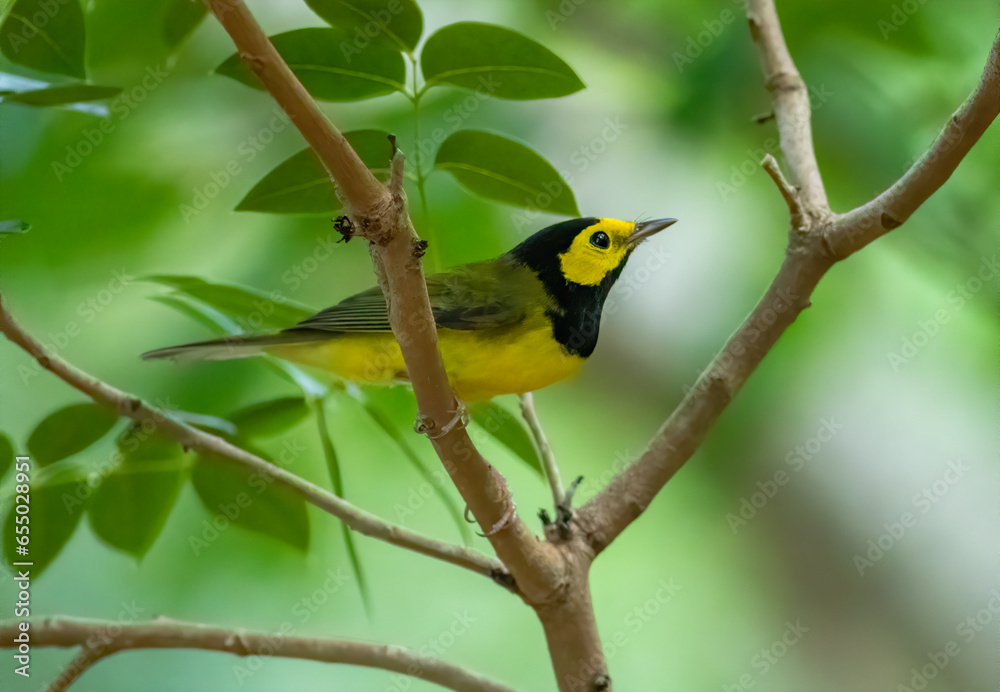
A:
[589,231,610,249]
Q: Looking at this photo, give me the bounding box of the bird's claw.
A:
[540,475,584,540]
[555,475,584,524]
[414,398,470,440]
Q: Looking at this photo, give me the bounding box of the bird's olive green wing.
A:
[284,259,542,334]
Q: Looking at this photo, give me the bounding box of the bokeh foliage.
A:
[0,0,997,690]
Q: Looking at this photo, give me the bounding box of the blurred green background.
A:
[1,0,998,690]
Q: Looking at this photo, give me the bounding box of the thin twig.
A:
[746,0,828,216]
[1,618,515,692]
[761,153,803,226]
[519,393,564,513]
[0,298,509,587]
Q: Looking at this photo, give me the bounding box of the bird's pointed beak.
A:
[627,218,677,248]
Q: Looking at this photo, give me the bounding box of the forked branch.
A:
[576,3,1000,556]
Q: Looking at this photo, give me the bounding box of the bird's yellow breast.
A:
[268,312,584,401]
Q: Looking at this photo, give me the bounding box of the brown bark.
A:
[0,618,515,692]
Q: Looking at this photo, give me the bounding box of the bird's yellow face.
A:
[557,218,636,286]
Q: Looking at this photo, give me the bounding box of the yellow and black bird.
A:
[143,217,676,400]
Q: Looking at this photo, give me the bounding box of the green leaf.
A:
[216,28,406,102]
[0,433,13,479]
[27,403,118,467]
[266,360,329,399]
[237,129,394,214]
[2,83,121,106]
[162,0,207,49]
[0,219,28,233]
[230,397,310,439]
[24,456,93,489]
[0,0,86,79]
[143,275,313,330]
[435,130,579,216]
[191,450,309,552]
[421,22,584,100]
[149,298,329,397]
[305,0,423,53]
[175,410,238,437]
[87,427,187,558]
[150,295,234,335]
[311,397,369,610]
[469,402,542,476]
[4,481,86,576]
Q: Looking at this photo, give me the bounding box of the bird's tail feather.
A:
[141,332,328,363]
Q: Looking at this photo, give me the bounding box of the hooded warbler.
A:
[143,217,676,400]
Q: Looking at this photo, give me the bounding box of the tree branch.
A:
[45,644,106,692]
[203,0,561,604]
[0,618,515,692]
[832,30,1000,257]
[575,248,832,553]
[0,298,508,587]
[519,393,564,512]
[575,7,1000,556]
[761,152,804,226]
[746,0,828,216]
